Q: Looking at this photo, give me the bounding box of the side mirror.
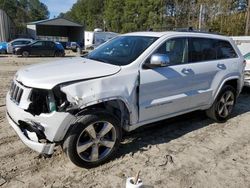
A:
[144,54,170,68]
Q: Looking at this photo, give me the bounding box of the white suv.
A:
[6,31,245,168]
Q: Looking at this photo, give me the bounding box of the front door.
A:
[138,37,218,122]
[30,41,46,56]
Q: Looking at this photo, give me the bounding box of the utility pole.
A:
[199,4,203,31]
[161,0,163,31]
[246,0,250,36]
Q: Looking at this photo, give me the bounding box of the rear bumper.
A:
[6,112,55,154]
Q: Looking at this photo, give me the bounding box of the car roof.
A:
[122,31,229,40]
[33,40,55,43]
[11,38,33,42]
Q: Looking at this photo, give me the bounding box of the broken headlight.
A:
[26,86,70,115]
[27,89,55,115]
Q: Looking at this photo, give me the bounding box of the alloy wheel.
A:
[76,121,116,162]
[217,90,235,118]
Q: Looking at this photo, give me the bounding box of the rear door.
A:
[186,37,238,107]
[45,41,56,56]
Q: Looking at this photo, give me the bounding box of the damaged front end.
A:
[27,86,70,115]
[6,80,75,155]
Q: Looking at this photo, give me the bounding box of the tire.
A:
[22,51,29,57]
[0,50,6,54]
[63,111,122,168]
[206,85,236,122]
[54,51,60,57]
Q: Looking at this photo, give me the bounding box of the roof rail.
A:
[174,27,221,35]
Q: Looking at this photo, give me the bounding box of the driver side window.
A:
[155,38,188,65]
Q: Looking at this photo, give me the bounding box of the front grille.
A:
[9,81,23,104]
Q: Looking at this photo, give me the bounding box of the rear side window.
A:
[12,40,31,45]
[12,41,23,45]
[188,38,237,63]
[45,41,55,48]
[188,38,216,62]
[214,40,237,59]
[23,41,31,44]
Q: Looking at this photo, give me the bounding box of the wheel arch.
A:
[71,98,132,131]
[214,76,240,101]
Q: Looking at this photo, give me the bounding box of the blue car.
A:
[0,42,7,54]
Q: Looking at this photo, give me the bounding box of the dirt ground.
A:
[0,54,250,188]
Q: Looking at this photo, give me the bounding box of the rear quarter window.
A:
[215,40,238,59]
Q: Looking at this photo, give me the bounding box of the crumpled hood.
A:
[16,57,121,89]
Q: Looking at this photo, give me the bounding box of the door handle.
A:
[217,63,226,70]
[181,68,192,75]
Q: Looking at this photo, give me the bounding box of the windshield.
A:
[86,36,158,66]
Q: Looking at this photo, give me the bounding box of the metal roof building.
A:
[27,18,84,42]
[0,9,14,42]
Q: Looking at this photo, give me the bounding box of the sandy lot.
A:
[0,54,250,188]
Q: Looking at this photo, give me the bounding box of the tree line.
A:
[0,0,49,34]
[62,0,249,36]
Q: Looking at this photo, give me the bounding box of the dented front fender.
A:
[61,69,139,125]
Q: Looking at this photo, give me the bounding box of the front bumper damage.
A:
[6,82,76,155]
[6,112,55,154]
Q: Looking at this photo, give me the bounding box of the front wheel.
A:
[206,85,236,122]
[22,51,29,57]
[63,111,122,168]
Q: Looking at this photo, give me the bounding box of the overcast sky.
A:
[40,0,77,18]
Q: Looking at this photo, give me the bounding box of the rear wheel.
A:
[54,51,61,57]
[63,111,122,168]
[55,51,65,57]
[22,51,29,57]
[0,50,6,54]
[206,85,236,122]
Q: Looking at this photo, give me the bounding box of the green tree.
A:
[62,0,249,35]
[28,0,49,21]
[0,0,49,35]
[104,0,124,32]
[64,0,104,30]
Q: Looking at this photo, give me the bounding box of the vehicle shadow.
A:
[116,88,250,158]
